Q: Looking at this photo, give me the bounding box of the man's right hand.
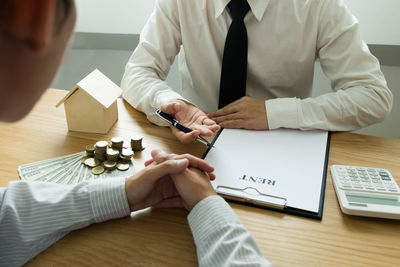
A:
[170,168,217,211]
[161,100,220,144]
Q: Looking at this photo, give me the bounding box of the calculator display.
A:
[346,194,400,207]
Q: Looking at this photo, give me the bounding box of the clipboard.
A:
[203,128,330,220]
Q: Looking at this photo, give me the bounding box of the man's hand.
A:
[125,158,188,211]
[170,168,217,211]
[147,150,217,211]
[208,96,269,130]
[144,149,216,180]
[125,150,216,211]
[161,100,220,143]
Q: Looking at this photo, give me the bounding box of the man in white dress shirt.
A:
[121,0,393,144]
[0,0,271,266]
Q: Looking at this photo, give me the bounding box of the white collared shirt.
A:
[121,0,393,131]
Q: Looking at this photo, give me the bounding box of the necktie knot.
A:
[228,0,250,21]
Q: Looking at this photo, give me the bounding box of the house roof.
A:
[56,69,122,109]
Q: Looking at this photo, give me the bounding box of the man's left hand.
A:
[125,150,216,211]
[208,96,269,130]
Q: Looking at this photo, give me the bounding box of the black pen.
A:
[156,109,214,147]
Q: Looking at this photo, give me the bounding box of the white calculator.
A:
[330,165,400,220]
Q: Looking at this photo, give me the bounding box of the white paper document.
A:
[205,129,329,214]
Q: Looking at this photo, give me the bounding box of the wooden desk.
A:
[1,89,399,266]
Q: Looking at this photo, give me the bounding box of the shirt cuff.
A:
[88,177,131,223]
[188,195,241,243]
[266,97,300,129]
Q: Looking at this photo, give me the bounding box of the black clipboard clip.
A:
[216,186,287,210]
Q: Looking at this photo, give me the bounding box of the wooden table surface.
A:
[1,89,399,266]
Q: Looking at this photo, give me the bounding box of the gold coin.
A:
[121,148,134,158]
[92,166,105,175]
[84,157,100,167]
[119,155,131,163]
[85,144,95,152]
[111,143,123,152]
[117,163,129,171]
[131,134,142,141]
[95,141,108,149]
[130,135,144,151]
[107,148,119,157]
[111,136,124,144]
[81,156,89,163]
[94,150,106,156]
[103,160,117,171]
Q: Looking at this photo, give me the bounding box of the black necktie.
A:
[218,0,250,109]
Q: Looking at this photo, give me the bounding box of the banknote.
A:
[18,151,136,184]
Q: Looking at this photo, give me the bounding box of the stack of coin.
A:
[111,137,124,152]
[131,135,145,151]
[82,137,134,175]
[103,160,117,171]
[106,147,119,161]
[85,144,95,156]
[94,141,108,162]
[103,147,119,171]
[120,148,134,163]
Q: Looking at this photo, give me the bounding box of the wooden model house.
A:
[56,69,122,134]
